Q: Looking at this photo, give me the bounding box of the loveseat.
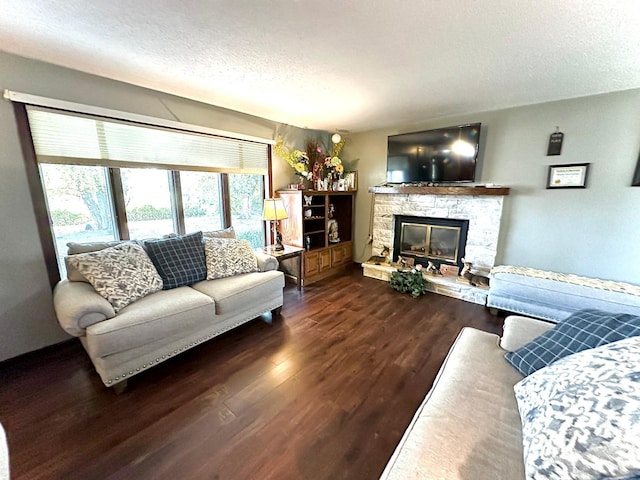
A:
[381,311,640,479]
[53,229,285,390]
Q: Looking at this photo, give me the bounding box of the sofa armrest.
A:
[53,280,116,337]
[500,315,555,352]
[255,251,278,272]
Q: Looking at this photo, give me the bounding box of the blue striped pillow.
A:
[144,231,206,289]
[505,309,640,376]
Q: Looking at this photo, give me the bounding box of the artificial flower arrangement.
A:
[275,135,353,187]
[274,137,313,181]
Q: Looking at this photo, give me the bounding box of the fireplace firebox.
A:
[392,215,469,270]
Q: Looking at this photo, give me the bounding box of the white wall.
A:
[347,90,640,284]
[0,51,314,361]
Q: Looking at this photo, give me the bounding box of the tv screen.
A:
[386,123,481,183]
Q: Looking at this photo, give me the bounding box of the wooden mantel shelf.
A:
[368,185,510,196]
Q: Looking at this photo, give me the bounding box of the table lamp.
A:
[262,198,288,251]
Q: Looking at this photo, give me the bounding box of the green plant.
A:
[389,268,428,298]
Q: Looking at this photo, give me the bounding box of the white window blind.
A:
[26,106,269,174]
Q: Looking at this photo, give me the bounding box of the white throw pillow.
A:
[204,237,258,280]
[514,336,640,480]
[66,242,163,312]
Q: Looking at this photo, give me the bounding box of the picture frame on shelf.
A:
[345,171,358,191]
[546,163,590,189]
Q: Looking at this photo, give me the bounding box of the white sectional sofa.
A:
[381,311,640,479]
[53,231,285,390]
[380,316,551,479]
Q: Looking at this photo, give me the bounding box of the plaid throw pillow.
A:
[144,231,207,289]
[505,309,640,376]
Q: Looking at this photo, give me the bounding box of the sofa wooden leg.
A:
[271,306,282,320]
[112,380,128,395]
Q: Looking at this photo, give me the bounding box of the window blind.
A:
[26,106,269,174]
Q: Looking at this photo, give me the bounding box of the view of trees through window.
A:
[40,164,265,277]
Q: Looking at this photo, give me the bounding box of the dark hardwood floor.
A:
[0,265,502,480]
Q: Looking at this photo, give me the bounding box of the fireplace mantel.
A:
[368,185,510,196]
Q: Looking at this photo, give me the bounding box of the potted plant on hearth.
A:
[389,265,428,298]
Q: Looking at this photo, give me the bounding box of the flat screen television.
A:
[386,123,481,183]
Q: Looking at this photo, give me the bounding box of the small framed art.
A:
[547,163,590,189]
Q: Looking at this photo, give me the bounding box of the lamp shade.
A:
[262,198,288,221]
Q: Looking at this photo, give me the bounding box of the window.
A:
[39,164,118,275]
[229,173,265,249]
[121,168,175,239]
[181,171,223,233]
[18,102,272,281]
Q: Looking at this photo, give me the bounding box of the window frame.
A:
[13,103,272,288]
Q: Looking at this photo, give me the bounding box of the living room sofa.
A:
[53,231,285,390]
[381,312,640,479]
[487,265,640,322]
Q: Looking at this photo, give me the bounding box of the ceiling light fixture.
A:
[331,133,342,144]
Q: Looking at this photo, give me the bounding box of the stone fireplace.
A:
[363,186,509,304]
[370,187,507,275]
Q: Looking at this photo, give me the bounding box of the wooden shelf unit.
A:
[277,190,355,286]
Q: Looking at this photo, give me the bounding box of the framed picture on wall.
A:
[632,154,640,186]
[547,163,590,189]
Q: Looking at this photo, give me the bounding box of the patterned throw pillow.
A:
[505,309,640,376]
[204,237,258,280]
[67,242,163,313]
[202,226,236,239]
[144,231,207,289]
[514,336,640,479]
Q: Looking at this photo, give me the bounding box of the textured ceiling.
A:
[1,1,640,132]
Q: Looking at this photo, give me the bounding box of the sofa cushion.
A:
[504,309,640,376]
[514,336,640,480]
[192,270,284,315]
[66,242,163,313]
[144,231,207,289]
[85,286,214,358]
[203,237,258,280]
[202,226,236,239]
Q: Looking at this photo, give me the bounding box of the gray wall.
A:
[0,51,311,361]
[347,89,640,284]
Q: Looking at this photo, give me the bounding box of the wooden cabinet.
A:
[277,190,355,286]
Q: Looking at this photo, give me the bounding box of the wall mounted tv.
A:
[386,123,481,183]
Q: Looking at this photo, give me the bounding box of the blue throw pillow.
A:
[505,309,640,376]
[144,231,206,289]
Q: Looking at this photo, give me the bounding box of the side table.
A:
[261,245,304,290]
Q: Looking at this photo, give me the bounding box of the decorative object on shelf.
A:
[274,137,312,183]
[305,235,311,251]
[547,163,590,189]
[344,171,358,191]
[439,264,460,276]
[426,261,441,275]
[457,259,490,287]
[304,209,312,218]
[304,195,313,206]
[328,203,340,243]
[389,265,427,297]
[547,127,564,156]
[367,245,390,265]
[262,198,288,251]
